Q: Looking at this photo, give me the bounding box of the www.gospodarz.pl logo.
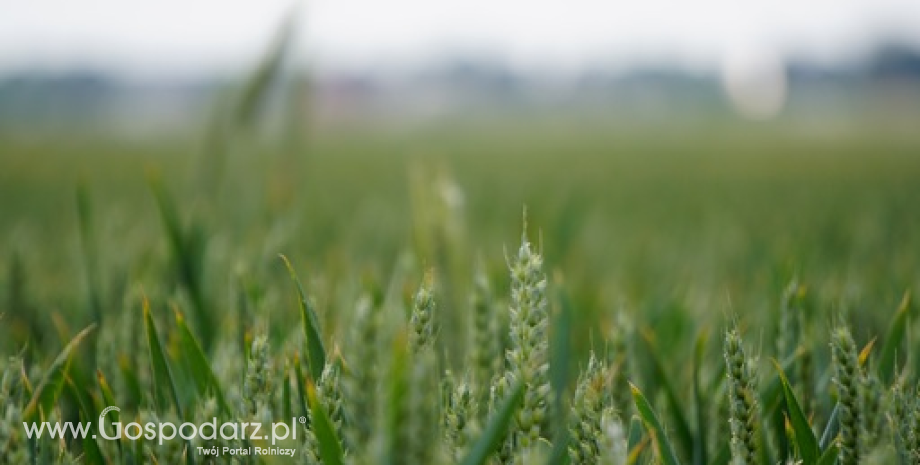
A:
[23,406,306,458]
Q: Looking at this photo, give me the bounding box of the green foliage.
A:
[724,327,761,465]
[2,13,920,465]
[21,324,96,423]
[281,254,327,381]
[4,130,920,465]
[461,382,525,465]
[630,382,681,465]
[831,325,862,465]
[307,381,345,465]
[774,361,819,464]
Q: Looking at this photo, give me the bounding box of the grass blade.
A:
[858,337,876,367]
[818,403,840,451]
[280,254,327,381]
[293,353,309,420]
[638,329,694,458]
[692,330,708,465]
[174,306,231,415]
[150,177,211,349]
[75,184,102,322]
[773,360,819,464]
[878,291,910,384]
[460,382,526,465]
[627,415,650,465]
[282,363,292,421]
[627,415,644,457]
[143,298,183,417]
[234,13,295,128]
[78,408,107,464]
[97,370,124,460]
[630,382,681,465]
[22,324,96,422]
[710,442,731,465]
[307,381,345,465]
[63,374,106,463]
[118,355,143,408]
[547,284,574,465]
[816,443,839,465]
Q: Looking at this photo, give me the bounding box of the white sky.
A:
[1,0,919,78]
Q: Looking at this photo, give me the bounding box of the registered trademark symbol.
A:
[299,417,307,425]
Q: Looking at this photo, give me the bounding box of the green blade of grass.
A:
[384,334,409,465]
[19,358,34,399]
[878,291,910,384]
[691,330,708,465]
[307,381,345,465]
[143,298,183,418]
[818,403,840,451]
[460,381,525,465]
[149,177,211,349]
[816,443,839,465]
[145,299,198,465]
[627,415,644,458]
[280,254,326,381]
[134,431,144,465]
[97,370,124,460]
[65,375,98,423]
[547,284,574,465]
[858,338,876,367]
[64,375,106,463]
[117,355,143,408]
[293,353,309,421]
[710,442,731,465]
[174,307,231,415]
[75,184,102,322]
[78,408,107,464]
[96,370,119,419]
[638,329,694,458]
[282,363,293,421]
[758,412,775,465]
[22,324,96,422]
[773,360,819,464]
[630,382,681,465]
[234,13,295,128]
[758,349,801,423]
[627,415,650,465]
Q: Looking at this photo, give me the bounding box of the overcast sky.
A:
[2,0,920,78]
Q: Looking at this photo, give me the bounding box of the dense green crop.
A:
[2,24,920,465]
[2,209,917,464]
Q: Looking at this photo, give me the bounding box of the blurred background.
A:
[2,0,920,353]
[3,1,920,131]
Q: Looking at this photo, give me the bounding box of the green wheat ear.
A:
[444,374,480,462]
[504,214,551,453]
[569,352,608,464]
[469,257,501,405]
[317,361,346,444]
[724,327,760,465]
[607,311,633,417]
[342,295,380,451]
[911,382,920,465]
[0,356,27,463]
[242,334,274,417]
[409,270,437,354]
[831,325,862,465]
[405,272,441,464]
[892,379,914,463]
